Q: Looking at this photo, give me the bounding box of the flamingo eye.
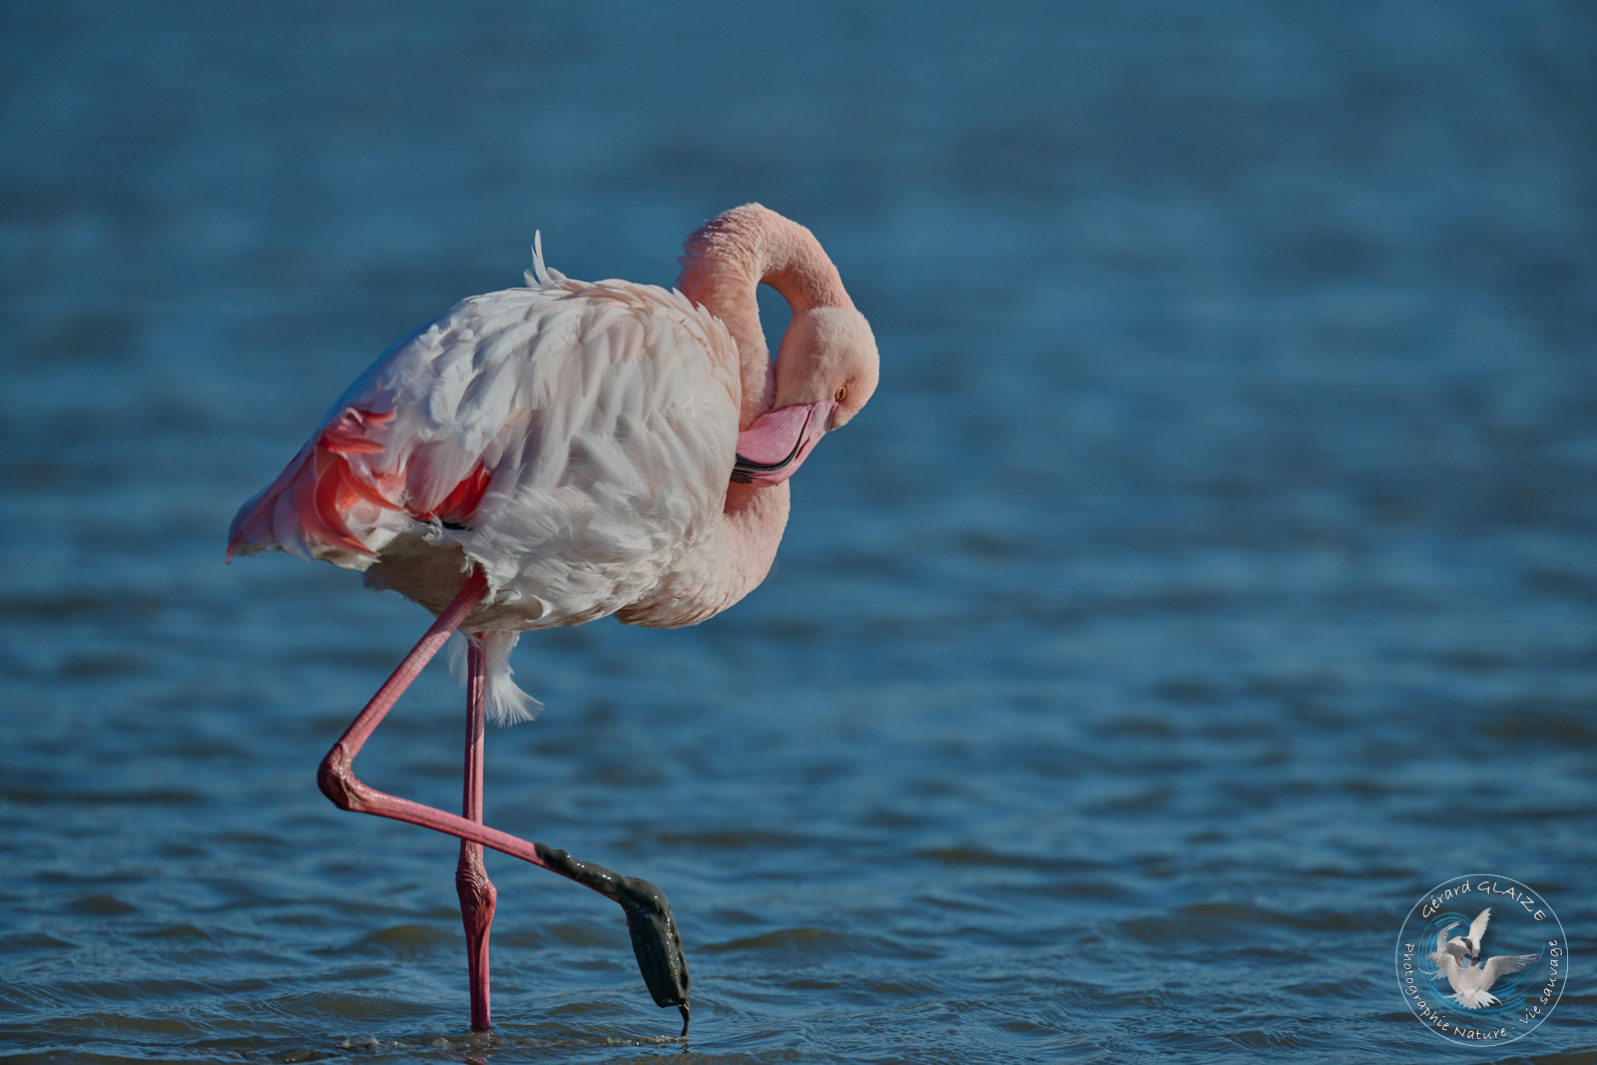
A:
[835,386,847,403]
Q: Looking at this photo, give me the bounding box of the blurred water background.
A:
[2,2,1594,1062]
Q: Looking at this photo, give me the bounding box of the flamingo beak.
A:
[731,399,836,486]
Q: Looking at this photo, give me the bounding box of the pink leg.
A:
[457,635,497,1030]
[316,569,691,1035]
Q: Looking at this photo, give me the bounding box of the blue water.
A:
[2,2,1594,1062]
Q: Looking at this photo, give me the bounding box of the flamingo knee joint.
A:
[316,745,367,811]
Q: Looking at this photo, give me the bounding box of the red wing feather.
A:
[228,404,496,561]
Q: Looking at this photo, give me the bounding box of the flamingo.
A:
[227,204,879,1034]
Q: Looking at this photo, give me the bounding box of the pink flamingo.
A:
[227,205,878,1034]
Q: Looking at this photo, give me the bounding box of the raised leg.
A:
[315,569,691,1035]
[457,635,497,1030]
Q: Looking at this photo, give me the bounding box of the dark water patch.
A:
[709,926,863,961]
[64,894,139,918]
[350,923,455,956]
[656,828,817,852]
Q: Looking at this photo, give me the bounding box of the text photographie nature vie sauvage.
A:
[227,205,879,1034]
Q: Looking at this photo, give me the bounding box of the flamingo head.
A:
[732,306,878,486]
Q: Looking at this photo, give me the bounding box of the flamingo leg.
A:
[457,634,497,1030]
[315,568,691,1034]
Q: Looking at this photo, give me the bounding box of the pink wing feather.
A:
[227,389,494,567]
[226,296,525,570]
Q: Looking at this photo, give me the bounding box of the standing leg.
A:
[457,635,497,1030]
[316,568,691,1035]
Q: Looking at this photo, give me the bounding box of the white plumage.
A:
[231,240,747,721]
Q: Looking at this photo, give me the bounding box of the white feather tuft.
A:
[525,231,566,288]
[481,630,540,724]
[447,631,541,725]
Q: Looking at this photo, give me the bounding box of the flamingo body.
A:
[230,248,750,619]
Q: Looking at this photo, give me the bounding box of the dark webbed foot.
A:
[616,875,691,1022]
[535,846,691,1033]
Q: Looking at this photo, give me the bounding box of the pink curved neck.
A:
[610,206,852,627]
[676,204,853,428]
